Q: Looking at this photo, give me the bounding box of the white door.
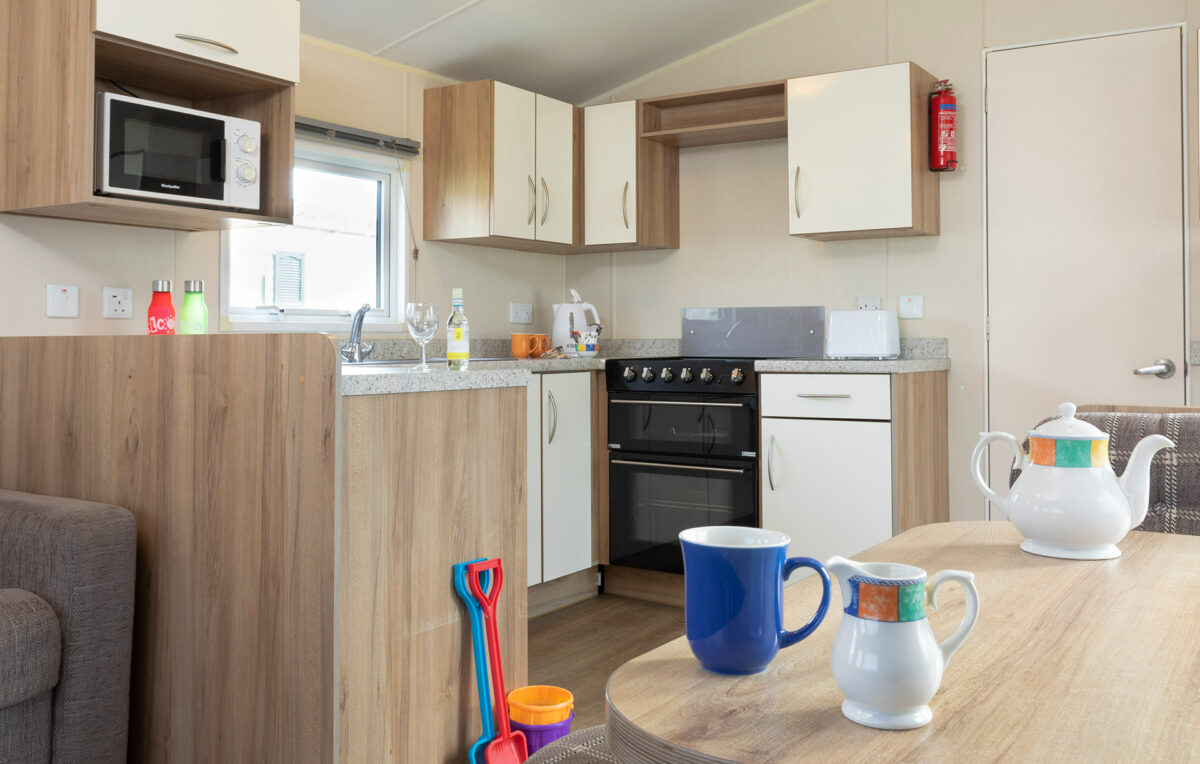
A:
[535,95,575,244]
[95,0,300,82]
[541,372,593,581]
[492,82,536,240]
[787,63,912,235]
[527,377,543,586]
[761,417,892,582]
[584,101,637,245]
[986,28,1186,499]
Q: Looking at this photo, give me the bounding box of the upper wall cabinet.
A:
[787,62,939,240]
[424,80,579,253]
[584,102,679,249]
[95,0,300,83]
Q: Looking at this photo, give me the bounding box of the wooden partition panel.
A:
[0,334,338,763]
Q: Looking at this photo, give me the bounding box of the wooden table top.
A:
[604,522,1200,763]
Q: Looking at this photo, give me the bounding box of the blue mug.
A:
[680,526,831,675]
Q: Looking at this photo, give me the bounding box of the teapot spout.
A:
[1118,434,1175,528]
[825,555,871,607]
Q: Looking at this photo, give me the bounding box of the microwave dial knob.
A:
[237,163,258,183]
[730,368,745,384]
[660,367,674,383]
[700,368,714,384]
[238,135,258,154]
[641,367,656,383]
[622,366,637,382]
[680,368,694,383]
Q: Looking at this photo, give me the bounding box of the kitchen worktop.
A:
[753,357,950,373]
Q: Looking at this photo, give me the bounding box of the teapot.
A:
[971,402,1174,560]
[826,556,979,730]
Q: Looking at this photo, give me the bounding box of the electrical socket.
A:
[102,286,133,319]
[509,302,533,324]
[857,296,881,310]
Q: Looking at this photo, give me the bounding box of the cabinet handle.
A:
[612,460,745,475]
[794,393,851,399]
[767,434,776,492]
[793,166,801,218]
[548,390,558,444]
[540,177,550,226]
[174,34,239,54]
[621,181,630,229]
[527,176,536,225]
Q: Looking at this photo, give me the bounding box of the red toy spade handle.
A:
[467,559,511,736]
[467,558,503,611]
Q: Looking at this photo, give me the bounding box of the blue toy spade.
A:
[453,559,495,764]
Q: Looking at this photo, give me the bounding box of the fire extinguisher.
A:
[930,79,957,172]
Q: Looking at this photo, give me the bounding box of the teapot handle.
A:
[927,569,980,669]
[970,432,1024,518]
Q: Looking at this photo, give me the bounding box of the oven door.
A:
[607,394,757,459]
[99,95,228,205]
[608,453,757,574]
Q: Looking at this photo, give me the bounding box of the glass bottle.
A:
[147,280,176,335]
[178,280,208,335]
[446,287,470,370]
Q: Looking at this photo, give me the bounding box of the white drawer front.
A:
[760,374,891,420]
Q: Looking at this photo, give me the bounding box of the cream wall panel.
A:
[983,0,1185,48]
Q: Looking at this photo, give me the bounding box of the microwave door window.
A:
[108,100,224,201]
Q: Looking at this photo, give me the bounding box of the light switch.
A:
[899,294,924,319]
[46,284,79,318]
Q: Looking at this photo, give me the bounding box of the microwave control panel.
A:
[228,119,262,209]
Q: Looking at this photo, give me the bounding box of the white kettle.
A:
[551,288,602,354]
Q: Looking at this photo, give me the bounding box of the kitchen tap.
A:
[340,304,375,362]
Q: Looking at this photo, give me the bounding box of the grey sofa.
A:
[0,489,136,763]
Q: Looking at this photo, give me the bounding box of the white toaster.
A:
[826,310,900,359]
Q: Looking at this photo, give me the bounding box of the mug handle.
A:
[927,569,980,669]
[779,557,831,648]
[523,335,538,355]
[534,335,549,355]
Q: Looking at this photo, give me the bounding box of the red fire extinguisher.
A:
[930,80,957,172]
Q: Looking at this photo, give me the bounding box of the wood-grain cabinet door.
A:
[95,0,300,82]
[787,63,913,235]
[761,417,893,582]
[541,372,593,581]
[584,101,637,245]
[493,82,537,240]
[535,95,575,244]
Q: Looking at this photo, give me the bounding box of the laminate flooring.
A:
[528,595,684,728]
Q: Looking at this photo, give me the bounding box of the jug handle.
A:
[970,432,1024,518]
[927,569,979,669]
[583,302,602,330]
[779,557,831,648]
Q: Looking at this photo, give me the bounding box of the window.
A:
[222,139,407,330]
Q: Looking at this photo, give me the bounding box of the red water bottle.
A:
[147,280,176,335]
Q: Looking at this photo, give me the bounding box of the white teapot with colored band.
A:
[971,402,1174,559]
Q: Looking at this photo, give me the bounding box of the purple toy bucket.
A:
[510,712,574,755]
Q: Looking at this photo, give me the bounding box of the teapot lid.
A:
[1030,402,1107,440]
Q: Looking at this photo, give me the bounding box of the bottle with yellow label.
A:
[447,287,469,370]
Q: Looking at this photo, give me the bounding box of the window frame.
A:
[219,137,409,333]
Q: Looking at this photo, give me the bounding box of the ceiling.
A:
[300,0,815,103]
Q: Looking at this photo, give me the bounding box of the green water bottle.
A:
[179,280,208,335]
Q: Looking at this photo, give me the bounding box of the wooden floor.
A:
[528,594,684,728]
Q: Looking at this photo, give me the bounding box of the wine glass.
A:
[405,302,439,372]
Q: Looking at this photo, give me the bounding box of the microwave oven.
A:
[95,93,261,211]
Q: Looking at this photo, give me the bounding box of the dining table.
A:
[603,521,1200,762]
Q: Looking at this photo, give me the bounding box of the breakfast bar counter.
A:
[604,522,1200,763]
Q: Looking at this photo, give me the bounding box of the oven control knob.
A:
[238,135,259,154]
[237,163,258,183]
[660,368,674,383]
[730,368,745,385]
[622,366,637,382]
[700,368,714,384]
[641,367,656,382]
[680,368,694,383]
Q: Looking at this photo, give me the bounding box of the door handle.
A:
[175,33,239,54]
[527,175,536,225]
[547,390,558,444]
[621,181,630,229]
[767,434,776,492]
[793,166,801,218]
[1133,358,1176,379]
[611,460,745,475]
[540,177,549,225]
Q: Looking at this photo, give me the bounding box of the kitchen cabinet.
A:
[760,372,949,579]
[787,62,939,240]
[95,0,300,83]
[583,101,679,249]
[527,372,593,585]
[424,80,580,253]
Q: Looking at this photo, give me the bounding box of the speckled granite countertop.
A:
[754,357,950,373]
[341,364,533,395]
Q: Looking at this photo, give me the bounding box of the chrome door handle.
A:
[793,166,801,217]
[610,399,745,408]
[621,181,630,229]
[540,177,549,225]
[767,434,776,492]
[1133,358,1176,379]
[527,175,536,225]
[611,460,745,475]
[175,33,239,54]
[794,393,851,399]
[547,390,558,444]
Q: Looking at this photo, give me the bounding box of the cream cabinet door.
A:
[584,101,637,245]
[95,0,300,82]
[541,373,592,581]
[535,95,575,244]
[492,82,537,240]
[761,417,892,583]
[527,377,543,586]
[787,63,912,235]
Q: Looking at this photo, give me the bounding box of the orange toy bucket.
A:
[506,685,574,726]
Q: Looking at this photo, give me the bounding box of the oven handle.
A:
[611,459,745,475]
[610,399,745,408]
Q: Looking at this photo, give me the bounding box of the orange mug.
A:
[512,333,550,359]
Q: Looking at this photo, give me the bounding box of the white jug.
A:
[551,288,602,355]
